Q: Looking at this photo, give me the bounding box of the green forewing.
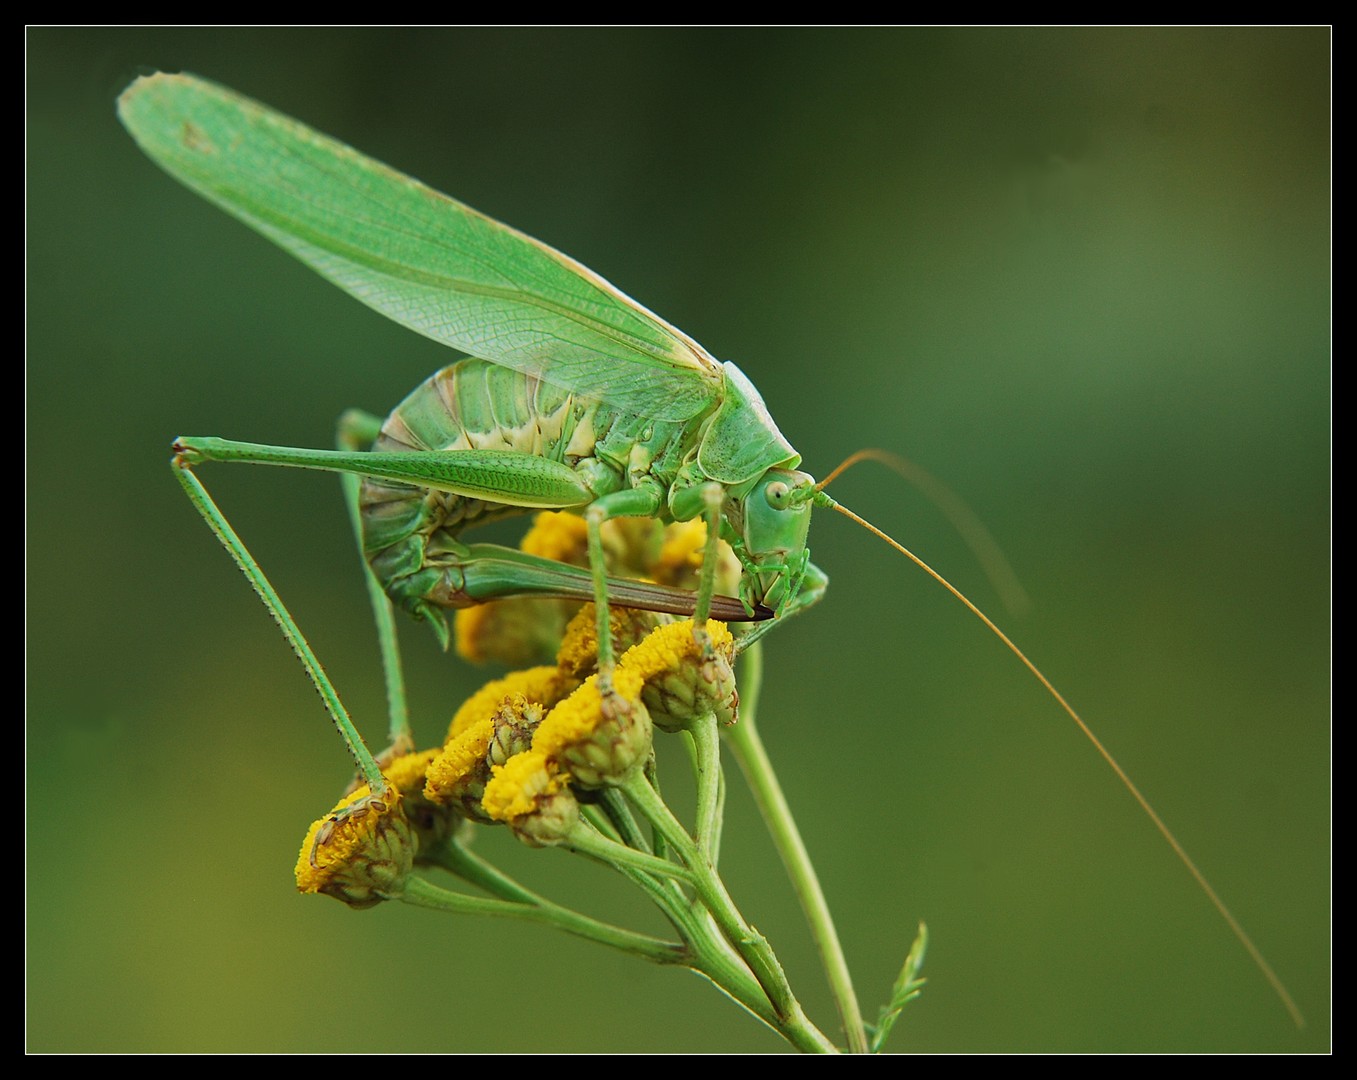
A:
[118,73,724,422]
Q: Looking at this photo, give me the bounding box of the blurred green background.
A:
[28,28,1328,1052]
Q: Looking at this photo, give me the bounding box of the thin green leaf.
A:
[869,922,928,1054]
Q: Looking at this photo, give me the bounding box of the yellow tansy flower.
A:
[482,749,562,821]
[447,665,575,740]
[619,619,734,682]
[655,519,708,579]
[425,714,496,809]
[532,668,646,759]
[482,750,581,847]
[382,747,442,794]
[555,604,669,679]
[295,784,413,909]
[426,694,547,819]
[621,620,738,732]
[453,597,576,668]
[519,511,590,565]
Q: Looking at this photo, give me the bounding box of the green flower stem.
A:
[580,800,623,843]
[581,801,687,911]
[547,819,805,1043]
[576,802,693,940]
[430,831,686,956]
[710,747,728,867]
[426,830,783,1036]
[586,822,703,941]
[426,836,550,906]
[660,896,835,1053]
[400,875,681,965]
[598,787,652,854]
[725,641,869,1054]
[634,887,784,1036]
[420,826,835,1048]
[683,920,835,1052]
[620,770,799,1022]
[643,756,674,866]
[561,781,837,1049]
[685,712,722,860]
[687,923,838,1053]
[565,818,696,884]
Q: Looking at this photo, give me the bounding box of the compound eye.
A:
[765,480,791,509]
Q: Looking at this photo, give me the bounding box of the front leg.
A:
[668,479,736,662]
[584,484,666,694]
[690,482,726,661]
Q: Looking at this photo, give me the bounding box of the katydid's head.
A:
[693,362,820,616]
[732,469,818,614]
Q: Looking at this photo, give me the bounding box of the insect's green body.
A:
[363,353,810,644]
[118,72,826,645]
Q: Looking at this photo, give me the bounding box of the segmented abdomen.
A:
[359,359,593,594]
[358,358,700,644]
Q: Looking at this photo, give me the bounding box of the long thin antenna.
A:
[817,448,1029,617]
[818,491,1304,1029]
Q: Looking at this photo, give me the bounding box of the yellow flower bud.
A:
[425,714,495,817]
[295,785,414,909]
[509,787,581,848]
[446,665,576,742]
[519,511,590,565]
[453,598,574,668]
[426,695,546,822]
[555,604,670,680]
[481,749,580,847]
[622,620,738,732]
[379,748,459,859]
[533,667,653,789]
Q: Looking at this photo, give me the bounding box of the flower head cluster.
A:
[298,513,744,889]
[429,514,742,844]
[431,608,737,842]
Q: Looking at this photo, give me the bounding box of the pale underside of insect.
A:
[118,71,1302,1029]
